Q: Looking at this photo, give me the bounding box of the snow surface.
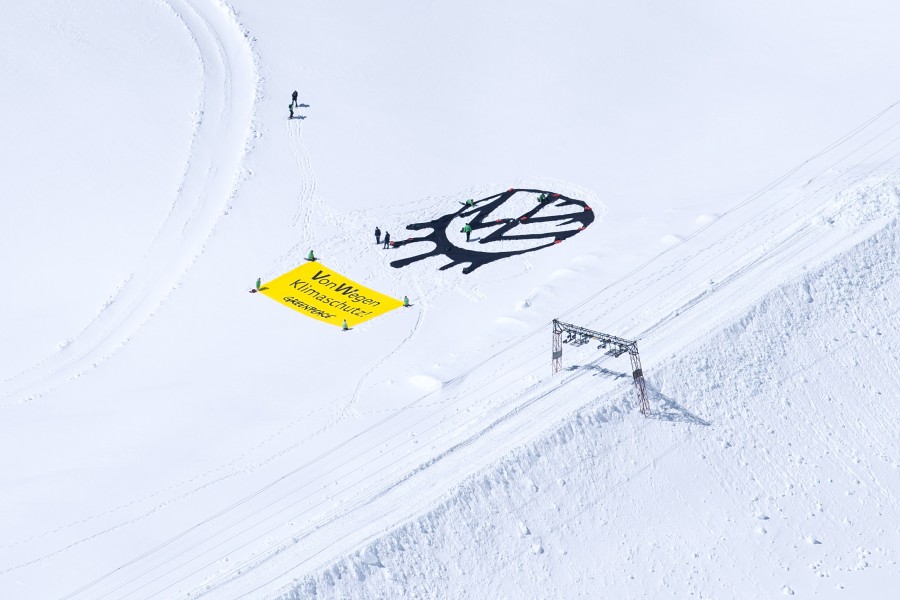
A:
[2,1,900,599]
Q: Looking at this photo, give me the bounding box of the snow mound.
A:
[408,375,442,392]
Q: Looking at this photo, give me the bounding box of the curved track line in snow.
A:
[0,0,263,575]
[286,120,317,234]
[0,0,257,408]
[341,305,426,418]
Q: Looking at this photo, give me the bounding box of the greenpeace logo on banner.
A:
[260,262,402,327]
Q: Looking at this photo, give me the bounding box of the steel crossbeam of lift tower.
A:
[552,319,650,416]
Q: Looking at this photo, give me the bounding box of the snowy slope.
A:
[171,169,900,600]
[284,187,900,600]
[3,1,900,599]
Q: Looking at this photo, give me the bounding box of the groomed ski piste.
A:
[2,1,900,599]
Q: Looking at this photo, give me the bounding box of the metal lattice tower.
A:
[552,319,650,416]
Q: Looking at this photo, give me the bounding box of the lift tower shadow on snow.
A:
[552,319,650,416]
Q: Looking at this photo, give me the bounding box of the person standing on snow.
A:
[288,103,294,119]
[383,231,391,249]
[461,223,472,242]
[375,226,382,245]
[292,90,298,107]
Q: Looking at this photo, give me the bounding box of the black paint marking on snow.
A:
[390,188,594,274]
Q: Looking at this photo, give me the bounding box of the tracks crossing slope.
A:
[0,0,257,409]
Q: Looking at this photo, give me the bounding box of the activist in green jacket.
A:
[461,223,473,242]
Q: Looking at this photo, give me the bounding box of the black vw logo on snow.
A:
[389,188,595,274]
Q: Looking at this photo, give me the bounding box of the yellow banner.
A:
[260,262,403,327]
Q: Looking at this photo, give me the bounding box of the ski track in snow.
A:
[341,306,426,419]
[0,0,257,409]
[286,120,317,236]
[277,121,348,277]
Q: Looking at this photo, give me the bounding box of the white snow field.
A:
[2,1,900,599]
